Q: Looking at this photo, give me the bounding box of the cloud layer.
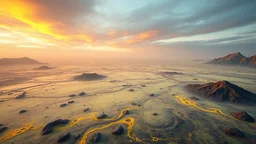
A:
[0,0,256,59]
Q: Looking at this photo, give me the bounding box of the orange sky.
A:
[0,0,160,60]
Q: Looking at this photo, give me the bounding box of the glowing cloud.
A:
[125,30,158,44]
[108,31,116,36]
[0,1,67,39]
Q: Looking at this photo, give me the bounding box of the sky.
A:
[0,0,256,62]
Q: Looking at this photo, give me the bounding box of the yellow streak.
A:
[175,96,256,128]
[79,107,181,144]
[79,117,141,144]
[79,107,143,144]
[67,113,98,128]
[0,124,33,143]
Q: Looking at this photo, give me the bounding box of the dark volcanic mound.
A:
[33,66,54,70]
[186,81,256,104]
[232,111,254,122]
[74,73,107,81]
[224,128,245,138]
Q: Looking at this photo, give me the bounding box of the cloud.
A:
[0,0,100,43]
[106,0,256,43]
[108,31,116,36]
[0,0,256,55]
[125,30,158,44]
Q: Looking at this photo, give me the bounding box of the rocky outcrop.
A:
[97,112,107,119]
[186,81,256,104]
[190,96,199,100]
[160,71,183,75]
[0,127,7,134]
[68,100,74,104]
[90,132,101,142]
[123,110,129,115]
[42,119,69,135]
[79,92,86,96]
[60,103,67,107]
[33,66,54,70]
[57,132,71,143]
[224,128,245,138]
[149,93,155,96]
[112,126,124,135]
[19,110,27,113]
[232,111,254,122]
[152,112,158,116]
[16,92,26,99]
[74,73,107,81]
[69,94,76,97]
[84,108,90,112]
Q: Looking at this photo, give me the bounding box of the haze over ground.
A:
[0,0,256,63]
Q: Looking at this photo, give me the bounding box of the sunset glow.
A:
[0,0,256,61]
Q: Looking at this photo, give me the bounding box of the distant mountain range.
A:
[0,57,42,66]
[207,52,256,67]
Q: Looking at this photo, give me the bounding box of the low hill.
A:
[74,73,107,81]
[33,66,54,70]
[0,57,42,66]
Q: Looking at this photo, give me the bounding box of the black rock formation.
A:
[16,92,26,99]
[224,128,245,138]
[90,132,101,142]
[19,110,27,113]
[97,112,107,119]
[42,119,69,135]
[57,132,71,143]
[232,111,254,122]
[112,126,124,135]
[0,127,8,134]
